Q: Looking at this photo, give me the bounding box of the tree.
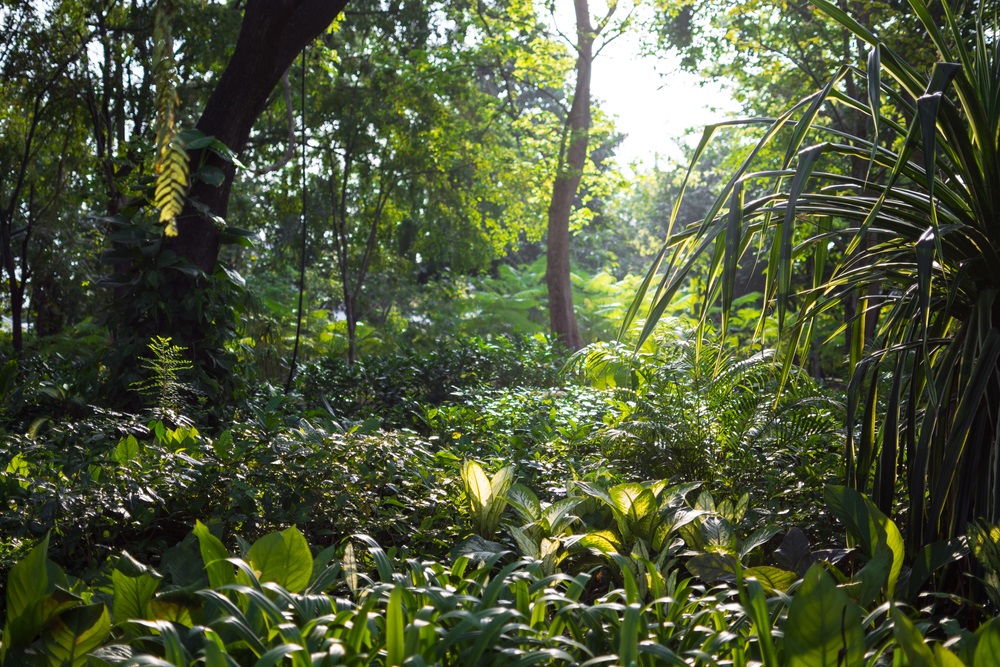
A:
[0,5,90,350]
[170,1,349,266]
[545,0,632,350]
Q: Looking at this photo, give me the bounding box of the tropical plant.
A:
[460,460,515,540]
[575,329,843,522]
[626,0,1000,555]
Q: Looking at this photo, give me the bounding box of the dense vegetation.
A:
[2,0,1000,664]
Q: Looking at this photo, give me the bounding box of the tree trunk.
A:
[345,296,357,366]
[167,0,349,273]
[545,0,592,351]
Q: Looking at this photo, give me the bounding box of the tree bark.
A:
[545,0,593,351]
[168,0,349,273]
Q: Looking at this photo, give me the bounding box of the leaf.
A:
[41,602,111,667]
[687,553,739,584]
[974,618,1000,666]
[891,606,936,667]
[850,545,891,607]
[343,543,358,596]
[700,515,738,554]
[194,165,225,186]
[111,568,159,624]
[575,530,622,555]
[485,465,515,536]
[193,521,235,590]
[772,528,812,575]
[541,498,582,535]
[247,527,313,594]
[741,579,778,667]
[386,586,405,667]
[449,535,509,562]
[113,436,140,465]
[743,566,796,594]
[784,565,864,667]
[507,483,541,523]
[906,536,969,600]
[461,460,492,518]
[825,485,904,597]
[2,533,56,654]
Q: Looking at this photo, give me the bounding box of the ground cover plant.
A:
[3,322,999,664]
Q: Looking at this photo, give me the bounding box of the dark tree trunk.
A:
[167,0,349,273]
[545,0,592,352]
[345,297,357,366]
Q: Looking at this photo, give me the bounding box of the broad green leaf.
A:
[114,436,140,465]
[577,530,621,555]
[609,483,648,518]
[247,527,313,594]
[6,452,30,488]
[700,515,738,555]
[509,526,539,560]
[932,644,966,667]
[485,466,515,536]
[3,533,60,655]
[508,483,541,523]
[6,533,50,623]
[687,553,739,584]
[111,568,159,624]
[825,485,904,597]
[743,566,796,594]
[461,459,492,517]
[739,525,781,559]
[850,546,891,607]
[541,498,582,535]
[193,521,235,590]
[148,596,195,627]
[41,602,111,667]
[694,490,716,512]
[784,565,864,667]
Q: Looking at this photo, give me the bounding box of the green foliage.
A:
[577,325,843,533]
[0,502,994,667]
[970,521,1000,609]
[460,460,514,540]
[628,0,1000,557]
[128,336,193,420]
[296,333,565,428]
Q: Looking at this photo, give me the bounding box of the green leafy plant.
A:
[128,336,194,420]
[460,460,515,540]
[625,0,1000,555]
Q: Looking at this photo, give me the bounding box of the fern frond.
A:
[152,0,187,236]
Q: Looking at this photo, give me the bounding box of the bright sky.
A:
[590,33,739,171]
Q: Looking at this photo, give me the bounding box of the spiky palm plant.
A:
[624,0,1000,554]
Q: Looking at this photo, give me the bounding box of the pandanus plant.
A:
[624,0,1000,555]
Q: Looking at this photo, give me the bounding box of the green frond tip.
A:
[155,139,188,236]
[152,0,185,237]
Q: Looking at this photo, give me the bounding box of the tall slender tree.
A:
[545,0,630,350]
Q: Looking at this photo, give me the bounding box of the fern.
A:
[152,0,187,236]
[129,336,193,419]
